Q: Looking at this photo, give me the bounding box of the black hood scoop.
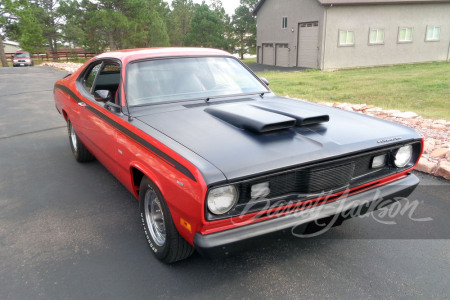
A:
[252,101,329,126]
[205,104,296,133]
[205,101,329,133]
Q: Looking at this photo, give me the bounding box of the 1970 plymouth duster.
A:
[54,48,422,263]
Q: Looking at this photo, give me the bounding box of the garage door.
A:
[297,22,319,68]
[262,43,274,65]
[276,44,289,67]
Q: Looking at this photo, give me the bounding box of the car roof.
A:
[96,47,232,64]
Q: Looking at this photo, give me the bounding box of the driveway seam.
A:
[0,89,53,97]
[0,126,66,140]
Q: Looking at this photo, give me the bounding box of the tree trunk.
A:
[52,35,58,61]
[109,32,116,51]
[0,35,9,67]
[48,37,56,61]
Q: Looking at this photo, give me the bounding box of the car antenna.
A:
[120,79,133,122]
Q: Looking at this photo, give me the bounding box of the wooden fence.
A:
[5,51,96,62]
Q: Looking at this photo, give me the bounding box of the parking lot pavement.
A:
[1,66,449,299]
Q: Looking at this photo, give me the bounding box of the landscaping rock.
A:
[384,109,401,116]
[406,119,420,126]
[365,107,382,113]
[430,148,448,158]
[423,139,436,153]
[41,62,83,73]
[391,111,419,119]
[431,124,446,130]
[435,161,450,180]
[416,158,438,174]
[352,104,367,111]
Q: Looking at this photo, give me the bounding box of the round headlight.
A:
[207,185,238,215]
[394,145,412,168]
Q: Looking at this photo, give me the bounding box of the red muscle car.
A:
[54,48,422,263]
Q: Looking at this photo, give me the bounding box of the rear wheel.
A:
[139,177,194,263]
[67,118,95,162]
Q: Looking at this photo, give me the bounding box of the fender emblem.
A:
[377,137,402,143]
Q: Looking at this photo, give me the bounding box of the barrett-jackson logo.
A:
[377,137,402,143]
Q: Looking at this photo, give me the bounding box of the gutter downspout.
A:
[321,6,329,70]
[447,35,450,61]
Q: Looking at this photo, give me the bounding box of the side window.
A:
[84,63,102,93]
[95,62,121,96]
[102,64,121,73]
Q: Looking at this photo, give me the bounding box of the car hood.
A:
[135,96,420,182]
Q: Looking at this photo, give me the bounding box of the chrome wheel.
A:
[69,122,78,152]
[144,188,166,247]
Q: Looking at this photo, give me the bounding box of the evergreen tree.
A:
[231,0,257,59]
[183,2,228,50]
[167,0,194,46]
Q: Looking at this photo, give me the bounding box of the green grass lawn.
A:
[254,62,450,120]
[241,57,257,65]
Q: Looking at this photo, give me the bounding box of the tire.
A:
[67,118,95,162]
[139,177,194,263]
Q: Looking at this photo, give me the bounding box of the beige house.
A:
[3,41,20,53]
[253,0,450,70]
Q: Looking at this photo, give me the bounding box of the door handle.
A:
[78,102,87,107]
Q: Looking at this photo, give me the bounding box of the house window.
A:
[282,17,288,29]
[369,28,384,44]
[300,22,318,28]
[398,27,413,43]
[426,26,440,41]
[339,30,355,46]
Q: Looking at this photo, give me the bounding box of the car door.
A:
[76,59,122,176]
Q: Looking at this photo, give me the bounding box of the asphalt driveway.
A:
[0,66,449,299]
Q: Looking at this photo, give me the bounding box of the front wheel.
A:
[139,177,194,263]
[67,118,95,162]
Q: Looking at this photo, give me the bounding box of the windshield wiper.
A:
[129,91,270,108]
[203,91,269,103]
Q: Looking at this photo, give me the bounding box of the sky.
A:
[192,0,242,16]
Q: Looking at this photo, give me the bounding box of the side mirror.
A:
[94,90,111,102]
[260,77,269,86]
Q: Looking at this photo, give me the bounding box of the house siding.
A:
[256,0,324,67]
[256,1,450,70]
[3,43,20,53]
[323,3,450,70]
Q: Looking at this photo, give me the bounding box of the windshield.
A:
[126,57,269,106]
[14,52,30,58]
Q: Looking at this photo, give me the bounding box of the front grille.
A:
[308,162,355,193]
[238,162,356,203]
[206,141,422,221]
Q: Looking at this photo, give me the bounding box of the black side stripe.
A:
[55,84,197,182]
